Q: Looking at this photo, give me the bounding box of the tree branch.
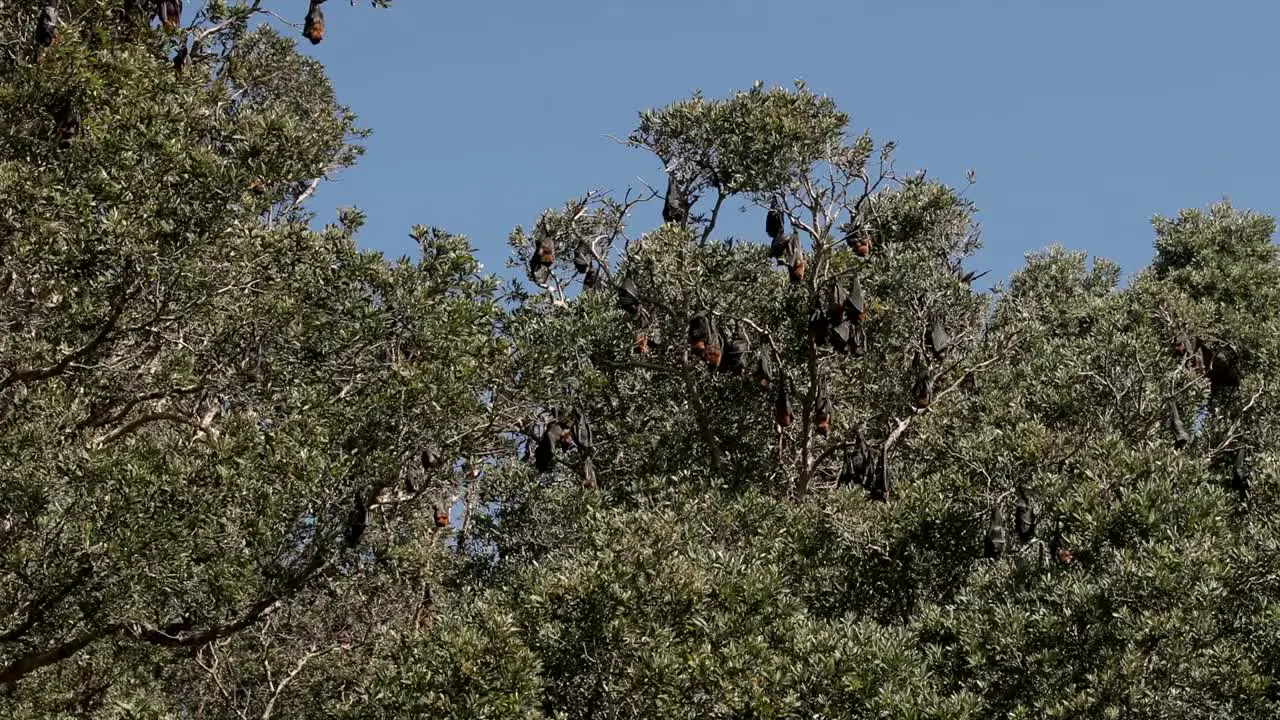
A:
[90,411,209,447]
[699,190,725,245]
[680,355,723,475]
[260,647,331,720]
[0,623,122,685]
[0,564,92,643]
[0,276,134,392]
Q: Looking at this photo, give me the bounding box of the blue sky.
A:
[294,0,1278,289]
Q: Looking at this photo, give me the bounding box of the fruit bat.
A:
[1171,332,1193,357]
[809,308,830,347]
[572,409,593,452]
[814,391,834,437]
[912,368,933,410]
[845,275,867,324]
[848,227,872,258]
[421,446,442,472]
[573,246,590,274]
[1231,446,1251,498]
[35,5,57,48]
[583,267,600,290]
[926,317,950,360]
[557,423,575,450]
[721,332,750,374]
[783,235,805,283]
[983,507,1006,559]
[433,502,449,528]
[756,351,775,390]
[634,334,649,354]
[787,254,807,284]
[688,313,711,355]
[617,277,641,316]
[54,99,80,150]
[849,325,868,357]
[766,199,784,240]
[303,3,325,44]
[527,252,550,284]
[344,489,367,548]
[774,382,793,428]
[840,223,861,247]
[838,438,870,488]
[173,41,189,74]
[829,320,852,353]
[662,175,689,224]
[534,422,560,473]
[158,0,182,30]
[704,323,723,368]
[1168,399,1190,449]
[868,450,891,501]
[582,456,598,489]
[536,236,555,267]
[959,268,989,285]
[828,284,848,323]
[1201,345,1240,393]
[768,231,789,261]
[1014,489,1037,543]
[417,585,436,629]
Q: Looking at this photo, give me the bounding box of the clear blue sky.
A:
[294,0,1279,288]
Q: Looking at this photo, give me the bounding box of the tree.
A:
[446,85,1280,718]
[0,2,510,716]
[6,2,1280,715]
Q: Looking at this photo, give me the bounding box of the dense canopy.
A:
[2,2,1279,718]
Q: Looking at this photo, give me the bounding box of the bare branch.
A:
[260,647,332,720]
[699,190,726,245]
[91,412,209,447]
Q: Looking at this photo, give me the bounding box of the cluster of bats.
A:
[343,446,455,549]
[532,409,596,488]
[28,0,335,152]
[973,329,1253,562]
[982,486,1040,560]
[526,218,604,291]
[526,172,1256,556]
[31,1,328,63]
[1168,332,1252,498]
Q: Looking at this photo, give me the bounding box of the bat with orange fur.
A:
[756,350,775,390]
[303,1,325,44]
[703,323,723,369]
[847,226,872,258]
[787,252,806,284]
[688,313,711,356]
[814,389,834,436]
[157,0,182,31]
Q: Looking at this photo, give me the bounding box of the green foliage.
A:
[5,5,1280,718]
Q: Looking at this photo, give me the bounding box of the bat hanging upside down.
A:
[303,1,326,44]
